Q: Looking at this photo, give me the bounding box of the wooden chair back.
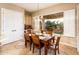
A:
[31,34,40,46]
[27,29,31,34]
[55,36,61,46]
[24,32,31,41]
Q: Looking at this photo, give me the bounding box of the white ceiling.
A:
[14,3,58,12]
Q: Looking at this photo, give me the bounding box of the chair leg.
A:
[33,44,34,53]
[30,42,31,51]
[53,39,54,43]
[54,49,56,55]
[39,48,41,55]
[58,48,59,54]
[25,41,27,47]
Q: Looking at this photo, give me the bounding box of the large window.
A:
[45,18,64,34]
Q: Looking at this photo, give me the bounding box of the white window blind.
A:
[64,9,75,37]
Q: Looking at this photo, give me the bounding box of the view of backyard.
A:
[45,18,63,34]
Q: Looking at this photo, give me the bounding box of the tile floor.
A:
[0,40,78,55]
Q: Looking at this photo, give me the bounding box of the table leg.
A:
[45,46,48,55]
[44,41,49,55]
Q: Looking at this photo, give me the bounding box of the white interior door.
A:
[1,8,24,45]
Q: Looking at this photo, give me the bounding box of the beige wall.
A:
[76,4,79,52]
[25,12,32,25]
[32,3,77,48]
[32,3,77,16]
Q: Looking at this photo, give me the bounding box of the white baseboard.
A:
[60,42,77,48]
[0,39,23,46]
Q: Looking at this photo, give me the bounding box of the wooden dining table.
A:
[29,33,54,55]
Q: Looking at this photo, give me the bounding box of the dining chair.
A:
[49,36,55,45]
[31,33,44,55]
[24,32,32,50]
[49,36,61,55]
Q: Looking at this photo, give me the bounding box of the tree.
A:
[45,21,53,31]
